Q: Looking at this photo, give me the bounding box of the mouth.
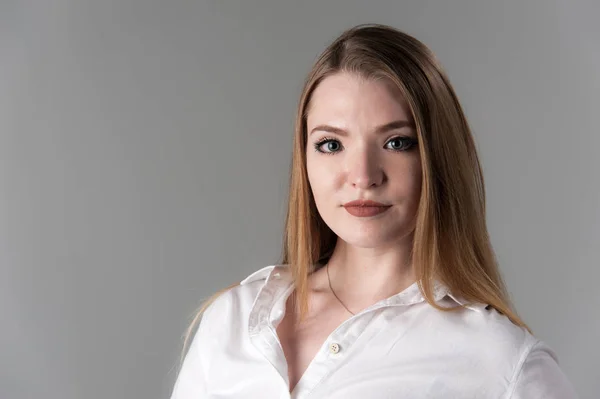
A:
[342,200,392,218]
[343,199,389,207]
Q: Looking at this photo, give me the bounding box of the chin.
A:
[340,236,389,248]
[331,223,401,249]
[325,215,415,248]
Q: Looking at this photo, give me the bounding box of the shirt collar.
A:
[244,265,486,337]
[240,264,279,285]
[241,264,464,308]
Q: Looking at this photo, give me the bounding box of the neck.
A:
[322,236,417,307]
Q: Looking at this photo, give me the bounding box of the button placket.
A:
[292,310,379,399]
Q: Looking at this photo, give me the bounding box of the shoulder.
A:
[435,294,537,362]
[188,264,289,364]
[431,295,577,397]
[200,264,285,324]
[504,339,579,398]
[172,265,282,397]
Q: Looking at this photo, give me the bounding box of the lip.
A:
[343,200,392,218]
[343,199,389,207]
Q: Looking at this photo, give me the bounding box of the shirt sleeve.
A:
[507,340,579,399]
[169,316,209,399]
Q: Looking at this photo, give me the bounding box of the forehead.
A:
[306,72,413,126]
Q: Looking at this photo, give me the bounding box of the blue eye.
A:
[385,136,416,151]
[314,138,342,154]
[313,136,417,155]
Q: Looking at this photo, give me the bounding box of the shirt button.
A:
[329,342,340,354]
[273,272,281,279]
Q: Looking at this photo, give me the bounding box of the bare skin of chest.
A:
[275,290,351,393]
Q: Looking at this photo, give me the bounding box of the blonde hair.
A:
[180,23,530,363]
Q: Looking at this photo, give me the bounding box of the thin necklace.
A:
[326,263,356,316]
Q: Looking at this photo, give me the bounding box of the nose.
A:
[346,144,385,189]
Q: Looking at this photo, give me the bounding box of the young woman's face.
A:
[306,72,422,249]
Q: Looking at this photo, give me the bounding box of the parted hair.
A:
[179,23,530,365]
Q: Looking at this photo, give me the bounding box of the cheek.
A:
[307,158,338,197]
[306,160,323,202]
[393,161,422,202]
[308,173,329,208]
[407,167,423,207]
[409,167,422,193]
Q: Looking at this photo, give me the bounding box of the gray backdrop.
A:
[1,1,598,398]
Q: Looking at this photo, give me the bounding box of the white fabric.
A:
[171,264,578,398]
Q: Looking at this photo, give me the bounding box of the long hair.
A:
[179,23,530,364]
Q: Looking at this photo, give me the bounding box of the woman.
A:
[171,24,578,398]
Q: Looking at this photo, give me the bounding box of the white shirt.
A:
[171,264,578,398]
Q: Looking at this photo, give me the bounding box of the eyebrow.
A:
[309,120,415,136]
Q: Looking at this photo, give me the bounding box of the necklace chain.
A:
[326,263,355,316]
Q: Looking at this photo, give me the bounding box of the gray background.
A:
[1,1,598,398]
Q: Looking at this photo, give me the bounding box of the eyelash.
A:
[313,136,418,155]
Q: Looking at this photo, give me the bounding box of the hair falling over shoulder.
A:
[178,23,531,367]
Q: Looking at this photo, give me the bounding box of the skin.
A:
[277,71,423,392]
[305,71,423,309]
